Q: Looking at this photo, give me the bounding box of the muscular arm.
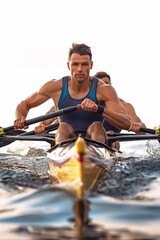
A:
[120,99,146,129]
[14,79,61,129]
[121,100,145,122]
[97,84,132,131]
[15,92,50,119]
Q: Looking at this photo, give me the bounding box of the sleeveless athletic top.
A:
[58,76,103,136]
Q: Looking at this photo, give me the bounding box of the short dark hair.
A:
[68,43,92,61]
[94,71,111,80]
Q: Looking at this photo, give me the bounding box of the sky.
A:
[0,0,160,130]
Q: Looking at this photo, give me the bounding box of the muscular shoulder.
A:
[39,78,62,98]
[97,81,119,102]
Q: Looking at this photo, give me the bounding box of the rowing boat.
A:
[47,136,117,198]
[0,105,159,199]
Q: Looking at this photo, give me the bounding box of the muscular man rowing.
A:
[14,43,141,144]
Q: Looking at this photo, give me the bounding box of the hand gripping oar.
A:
[0,122,59,148]
[22,122,59,135]
[0,106,77,147]
[0,106,77,135]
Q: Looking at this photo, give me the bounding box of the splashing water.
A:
[146,140,160,158]
[0,141,160,239]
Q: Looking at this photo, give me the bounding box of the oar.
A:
[21,122,59,135]
[2,133,160,153]
[43,123,160,136]
[107,132,135,137]
[0,106,77,135]
[140,127,160,135]
[106,127,160,137]
[0,122,58,148]
[108,134,160,147]
[0,135,54,146]
[0,105,77,148]
[1,132,160,150]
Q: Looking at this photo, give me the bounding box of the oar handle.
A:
[3,106,77,134]
[22,122,59,136]
[140,127,160,135]
[45,122,59,132]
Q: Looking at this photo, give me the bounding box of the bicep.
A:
[26,79,57,108]
[25,92,50,108]
[102,86,127,113]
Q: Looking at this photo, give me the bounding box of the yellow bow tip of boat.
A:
[47,136,110,196]
[75,136,86,154]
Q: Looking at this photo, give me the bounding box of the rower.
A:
[14,43,142,146]
[34,72,146,150]
[94,71,146,149]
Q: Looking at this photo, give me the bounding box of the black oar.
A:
[0,122,59,148]
[0,135,54,146]
[0,106,77,135]
[108,134,160,147]
[0,106,77,148]
[106,127,160,137]
[140,127,160,135]
[0,129,31,147]
[2,133,160,152]
[21,122,59,136]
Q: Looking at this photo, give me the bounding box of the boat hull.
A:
[47,137,115,195]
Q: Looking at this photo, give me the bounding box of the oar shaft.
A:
[108,134,160,146]
[22,122,59,136]
[3,106,77,134]
[1,135,54,144]
[140,127,156,134]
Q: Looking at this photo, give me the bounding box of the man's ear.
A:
[90,61,93,69]
[67,62,70,70]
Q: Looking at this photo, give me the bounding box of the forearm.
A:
[102,108,143,133]
[102,107,131,130]
[41,118,58,126]
[15,101,29,119]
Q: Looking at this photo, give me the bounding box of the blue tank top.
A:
[58,76,103,135]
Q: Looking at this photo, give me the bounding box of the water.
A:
[0,140,160,240]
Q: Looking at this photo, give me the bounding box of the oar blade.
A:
[0,130,27,148]
[5,130,26,136]
[0,123,59,148]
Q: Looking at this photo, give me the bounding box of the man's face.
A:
[67,53,93,81]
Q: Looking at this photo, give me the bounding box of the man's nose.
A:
[77,64,83,71]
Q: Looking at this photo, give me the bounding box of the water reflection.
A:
[0,142,160,239]
[0,187,160,239]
